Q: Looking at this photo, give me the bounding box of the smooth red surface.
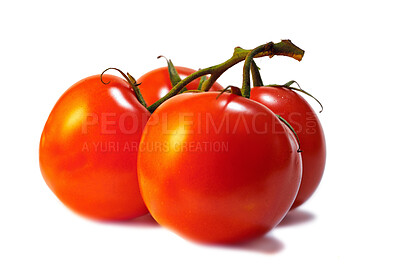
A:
[250,86,326,209]
[137,66,224,105]
[138,92,302,243]
[39,74,151,220]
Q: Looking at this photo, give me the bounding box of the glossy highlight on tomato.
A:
[137,66,224,105]
[250,86,326,209]
[137,92,302,243]
[39,74,150,220]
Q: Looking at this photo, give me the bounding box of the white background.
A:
[1,1,399,266]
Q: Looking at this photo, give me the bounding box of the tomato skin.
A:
[138,92,302,243]
[250,86,326,209]
[137,66,224,105]
[39,74,151,221]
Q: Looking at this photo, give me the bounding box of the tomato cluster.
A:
[39,41,325,244]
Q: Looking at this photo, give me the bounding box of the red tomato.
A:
[39,74,151,220]
[137,66,224,105]
[250,86,326,209]
[137,92,302,243]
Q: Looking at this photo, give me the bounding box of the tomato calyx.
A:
[276,115,302,153]
[267,80,324,113]
[158,56,212,94]
[101,67,148,108]
[196,75,207,91]
[157,55,190,93]
[216,86,243,99]
[157,56,208,94]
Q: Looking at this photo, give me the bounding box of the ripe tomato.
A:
[137,66,224,105]
[137,92,302,243]
[39,74,151,220]
[250,86,326,209]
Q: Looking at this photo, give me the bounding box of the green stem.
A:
[242,43,273,98]
[251,60,264,87]
[147,40,304,113]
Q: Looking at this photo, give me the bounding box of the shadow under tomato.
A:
[278,209,315,227]
[223,234,284,254]
[113,213,160,228]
